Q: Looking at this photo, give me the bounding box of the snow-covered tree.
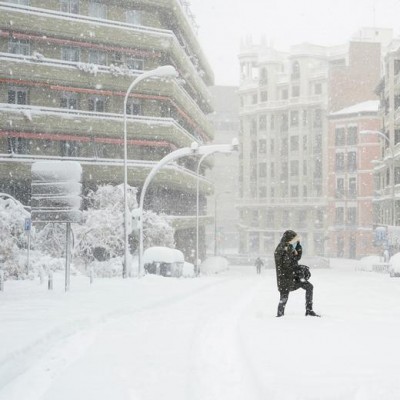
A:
[0,196,30,278]
[74,184,175,267]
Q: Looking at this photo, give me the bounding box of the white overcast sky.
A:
[189,0,400,86]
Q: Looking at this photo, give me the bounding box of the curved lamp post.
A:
[123,65,178,278]
[138,140,239,277]
[360,129,395,226]
[195,139,238,273]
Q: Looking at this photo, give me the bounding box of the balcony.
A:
[0,152,214,194]
[0,104,199,148]
[0,3,212,106]
[0,54,213,140]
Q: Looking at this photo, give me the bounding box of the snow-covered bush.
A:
[200,256,229,275]
[0,196,30,279]
[141,210,175,250]
[74,184,136,265]
[73,184,175,276]
[34,223,67,258]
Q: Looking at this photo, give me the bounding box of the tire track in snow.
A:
[0,277,230,395]
[186,277,269,400]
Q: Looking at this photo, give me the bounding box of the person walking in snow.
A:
[255,257,264,274]
[274,230,320,317]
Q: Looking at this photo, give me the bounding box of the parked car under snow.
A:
[389,253,400,277]
[143,246,184,277]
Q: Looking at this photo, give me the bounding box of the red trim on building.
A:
[3,30,161,58]
[0,130,176,149]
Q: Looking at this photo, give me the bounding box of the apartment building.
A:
[237,33,386,257]
[374,42,400,234]
[0,0,215,261]
[327,101,381,258]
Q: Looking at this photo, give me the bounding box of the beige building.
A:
[237,31,389,257]
[0,0,215,261]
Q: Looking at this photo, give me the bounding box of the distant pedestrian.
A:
[274,230,320,317]
[255,257,264,274]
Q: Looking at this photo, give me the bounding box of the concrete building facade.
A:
[0,0,215,261]
[237,32,387,258]
[327,101,381,258]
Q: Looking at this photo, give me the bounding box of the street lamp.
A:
[123,65,178,278]
[138,141,239,276]
[195,139,238,273]
[360,130,395,226]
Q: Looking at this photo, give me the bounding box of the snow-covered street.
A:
[1,260,400,400]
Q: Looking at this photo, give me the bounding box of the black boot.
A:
[277,302,285,317]
[305,310,321,317]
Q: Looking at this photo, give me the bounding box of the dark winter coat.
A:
[274,230,304,292]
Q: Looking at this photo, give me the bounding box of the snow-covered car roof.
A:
[143,246,184,264]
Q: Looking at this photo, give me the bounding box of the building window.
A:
[61,46,80,62]
[281,114,288,132]
[291,186,299,197]
[89,50,107,65]
[270,114,275,130]
[7,137,31,154]
[126,57,144,70]
[290,111,299,126]
[259,115,267,130]
[335,128,345,146]
[303,135,307,151]
[349,177,357,197]
[60,141,80,157]
[313,109,322,128]
[259,163,267,178]
[60,0,79,13]
[314,83,322,95]
[89,96,106,112]
[259,139,266,154]
[303,185,307,197]
[60,92,79,109]
[88,0,107,19]
[291,61,300,80]
[126,98,141,115]
[335,152,345,171]
[270,162,275,178]
[260,91,268,102]
[290,160,299,176]
[260,68,268,84]
[281,88,288,100]
[270,138,274,153]
[336,178,344,198]
[252,94,258,104]
[8,87,28,104]
[302,110,308,126]
[8,38,30,55]
[395,167,400,185]
[250,119,257,135]
[281,138,288,155]
[126,9,142,25]
[335,207,344,224]
[292,86,300,97]
[347,208,357,225]
[347,151,357,171]
[290,136,299,151]
[347,126,358,145]
[303,160,307,175]
[395,129,400,145]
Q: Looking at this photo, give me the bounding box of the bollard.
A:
[0,271,4,291]
[48,271,53,290]
[89,267,94,284]
[39,267,45,285]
